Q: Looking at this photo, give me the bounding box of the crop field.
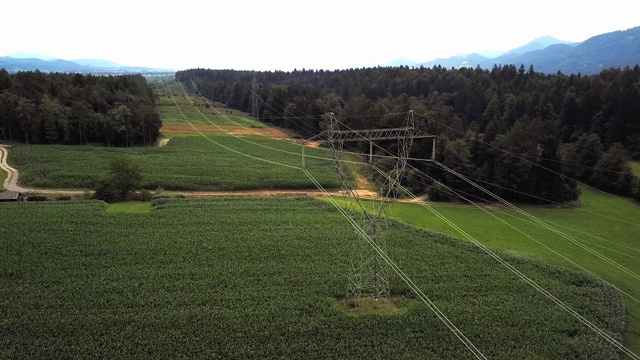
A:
[0,198,625,359]
[330,185,640,354]
[7,135,339,190]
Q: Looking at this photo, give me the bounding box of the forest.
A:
[0,69,161,146]
[176,65,640,202]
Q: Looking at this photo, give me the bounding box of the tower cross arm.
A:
[311,128,434,143]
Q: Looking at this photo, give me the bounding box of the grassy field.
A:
[0,198,625,359]
[105,201,152,213]
[631,161,640,176]
[331,186,640,355]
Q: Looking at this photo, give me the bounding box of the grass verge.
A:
[105,202,152,214]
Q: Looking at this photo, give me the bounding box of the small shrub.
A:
[93,180,117,203]
[140,189,153,202]
[426,181,454,202]
[27,195,47,202]
[83,191,93,200]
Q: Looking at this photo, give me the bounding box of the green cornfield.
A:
[0,198,625,359]
[7,135,339,191]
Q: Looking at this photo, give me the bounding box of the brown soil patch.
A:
[337,296,411,316]
[161,123,287,138]
[304,141,322,147]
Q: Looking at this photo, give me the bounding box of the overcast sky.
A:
[1,0,638,71]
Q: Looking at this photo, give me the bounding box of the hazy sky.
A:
[1,0,638,70]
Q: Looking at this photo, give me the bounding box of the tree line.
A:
[176,65,640,202]
[0,69,162,146]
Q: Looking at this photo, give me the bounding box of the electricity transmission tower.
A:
[310,111,435,300]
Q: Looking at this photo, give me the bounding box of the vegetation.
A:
[1,79,338,192]
[329,185,640,353]
[0,198,625,359]
[631,161,640,176]
[6,136,339,190]
[177,66,640,201]
[94,156,145,202]
[105,201,152,213]
[0,69,161,146]
[0,168,5,192]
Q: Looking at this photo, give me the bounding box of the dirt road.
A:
[1,145,89,195]
[1,145,30,193]
[1,145,465,206]
[0,144,381,199]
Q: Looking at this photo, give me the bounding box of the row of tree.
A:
[176,65,640,202]
[0,69,162,146]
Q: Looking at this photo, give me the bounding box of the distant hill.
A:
[385,58,418,67]
[5,52,56,60]
[0,55,172,74]
[480,27,640,74]
[71,59,121,68]
[412,26,640,74]
[419,53,489,69]
[413,35,573,70]
[503,35,575,56]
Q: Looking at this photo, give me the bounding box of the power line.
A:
[303,168,488,360]
[167,80,490,358]
[336,119,640,301]
[164,82,300,170]
[172,78,638,357]
[414,111,640,208]
[368,162,640,359]
[410,163,640,303]
[434,159,640,282]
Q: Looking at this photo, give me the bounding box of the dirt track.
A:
[0,144,381,199]
[1,144,466,206]
[1,145,88,195]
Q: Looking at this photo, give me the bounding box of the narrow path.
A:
[1,145,30,193]
[0,144,377,199]
[0,145,88,195]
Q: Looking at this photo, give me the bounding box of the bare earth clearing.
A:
[161,123,288,137]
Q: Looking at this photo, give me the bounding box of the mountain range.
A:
[390,26,640,75]
[0,53,172,74]
[2,26,639,75]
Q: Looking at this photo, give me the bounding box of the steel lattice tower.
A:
[322,111,434,300]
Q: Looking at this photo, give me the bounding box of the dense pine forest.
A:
[0,70,161,146]
[177,65,640,202]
